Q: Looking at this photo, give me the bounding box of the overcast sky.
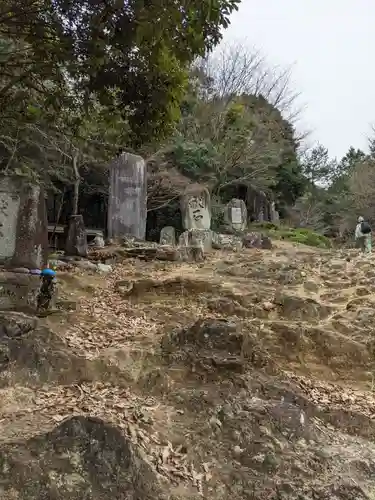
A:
[221,0,374,159]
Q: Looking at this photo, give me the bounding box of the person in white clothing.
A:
[355,216,372,253]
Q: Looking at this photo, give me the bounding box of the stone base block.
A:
[0,272,41,312]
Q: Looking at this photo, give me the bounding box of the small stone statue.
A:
[37,268,57,313]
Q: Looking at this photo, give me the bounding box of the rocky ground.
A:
[1,241,375,499]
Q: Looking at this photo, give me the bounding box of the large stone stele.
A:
[224,198,247,232]
[107,152,147,240]
[180,184,211,230]
[0,176,48,269]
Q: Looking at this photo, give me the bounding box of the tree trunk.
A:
[72,151,80,216]
[49,187,65,247]
[65,151,87,257]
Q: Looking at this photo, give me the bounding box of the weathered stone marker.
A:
[0,271,41,311]
[92,235,105,248]
[65,215,88,257]
[107,152,147,240]
[180,185,211,230]
[224,198,247,231]
[160,226,176,246]
[270,202,280,224]
[247,186,270,221]
[0,177,48,269]
[178,229,205,262]
[0,176,48,311]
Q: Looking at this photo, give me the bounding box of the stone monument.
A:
[0,271,41,311]
[107,152,147,240]
[178,229,205,262]
[224,198,247,232]
[160,226,176,246]
[0,177,48,269]
[65,214,88,257]
[0,176,48,311]
[179,228,212,252]
[270,202,280,225]
[180,185,211,231]
[247,186,270,221]
[92,235,105,248]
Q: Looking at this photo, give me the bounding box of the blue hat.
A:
[41,268,56,277]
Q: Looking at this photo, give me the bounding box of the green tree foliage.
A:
[325,147,367,225]
[337,146,366,174]
[1,0,242,220]
[271,122,305,211]
[290,145,369,236]
[301,144,337,187]
[273,160,306,212]
[162,68,305,209]
[329,147,366,194]
[0,0,240,147]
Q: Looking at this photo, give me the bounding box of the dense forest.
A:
[1,0,374,239]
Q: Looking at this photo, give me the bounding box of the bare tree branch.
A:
[198,40,303,122]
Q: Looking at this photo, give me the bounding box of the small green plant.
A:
[276,228,332,248]
[248,222,332,249]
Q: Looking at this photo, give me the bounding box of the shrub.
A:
[277,228,331,248]
[211,206,225,232]
[248,223,332,249]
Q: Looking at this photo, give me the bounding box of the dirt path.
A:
[1,242,375,499]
